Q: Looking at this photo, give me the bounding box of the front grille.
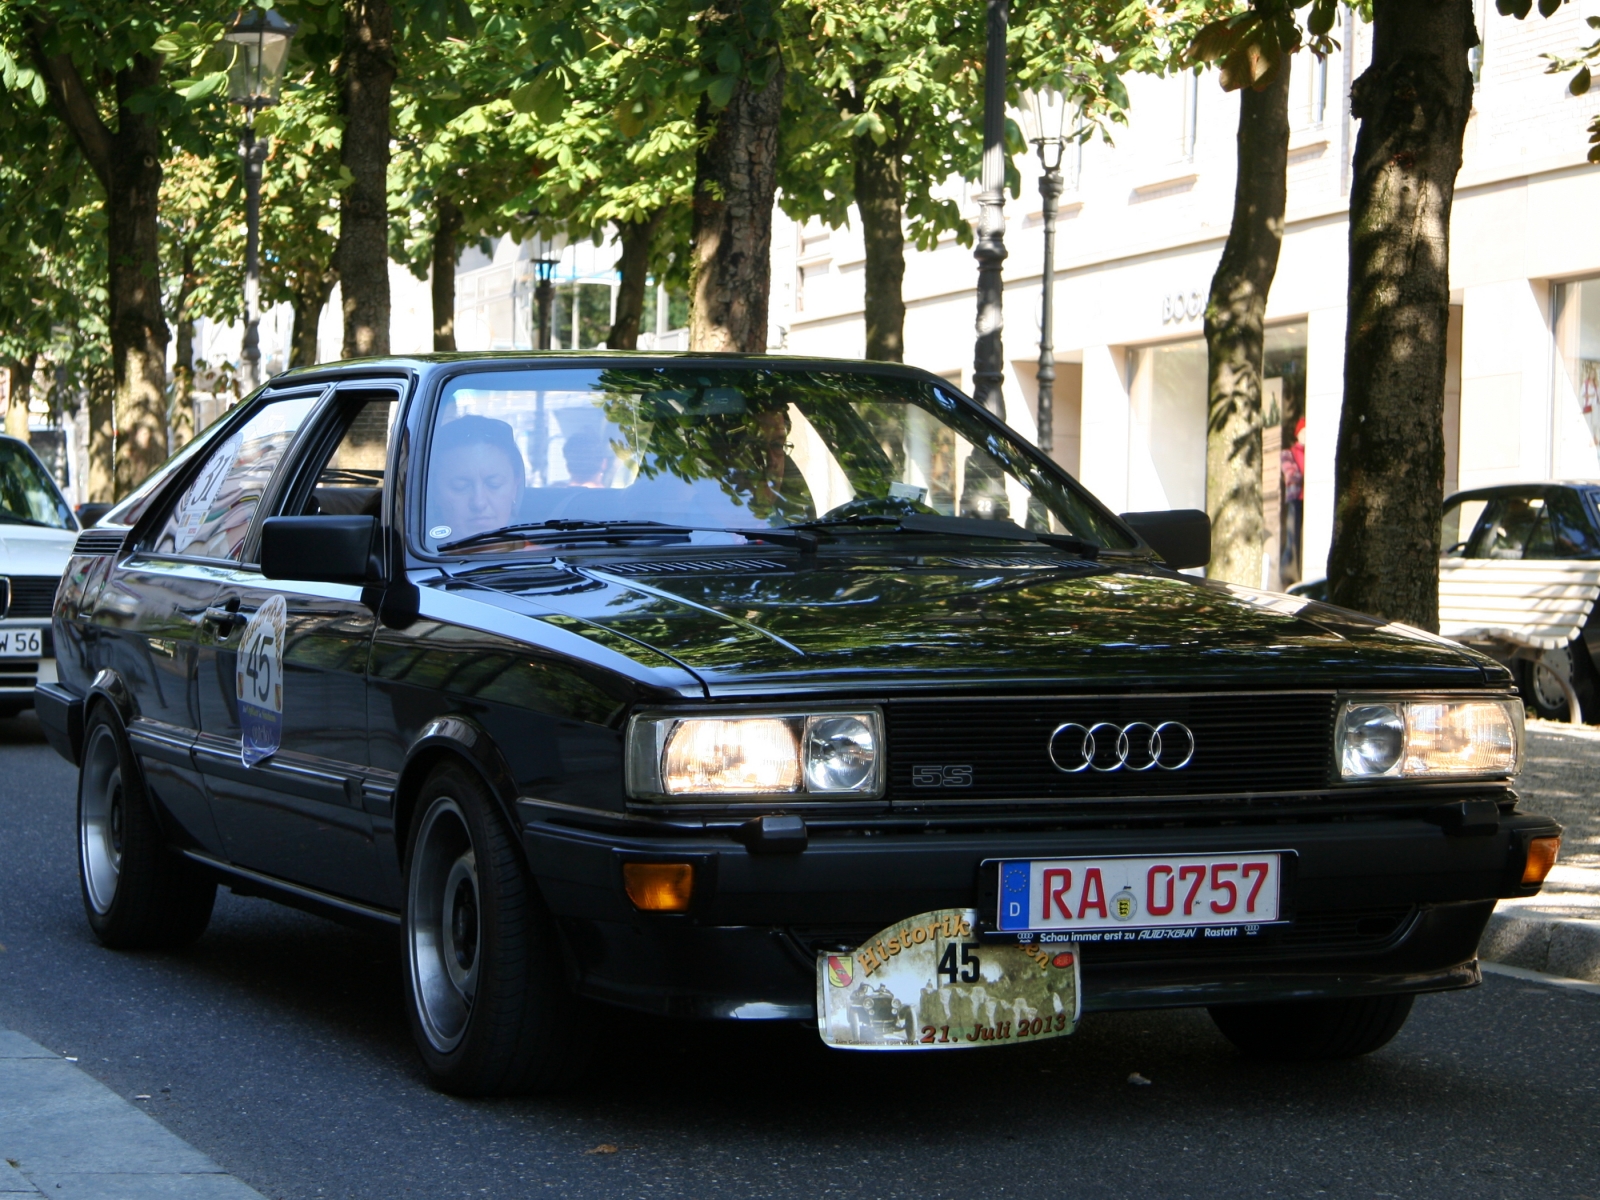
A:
[886,693,1337,802]
[4,576,59,619]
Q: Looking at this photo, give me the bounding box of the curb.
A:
[0,1027,267,1199]
[1479,909,1600,984]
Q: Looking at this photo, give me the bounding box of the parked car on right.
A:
[1295,482,1600,722]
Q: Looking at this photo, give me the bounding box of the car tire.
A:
[1207,994,1414,1061]
[1519,639,1598,723]
[78,707,216,950]
[403,761,590,1096]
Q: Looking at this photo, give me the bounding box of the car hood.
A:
[445,552,1498,696]
[0,523,77,576]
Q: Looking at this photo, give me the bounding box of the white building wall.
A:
[772,0,1600,586]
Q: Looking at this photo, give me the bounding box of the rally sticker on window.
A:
[236,594,286,767]
[171,434,241,553]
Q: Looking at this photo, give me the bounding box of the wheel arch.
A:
[85,668,137,732]
[392,715,521,867]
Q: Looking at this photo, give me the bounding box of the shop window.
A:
[1128,324,1308,588]
[1554,278,1600,470]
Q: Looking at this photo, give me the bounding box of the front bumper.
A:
[520,804,1560,1019]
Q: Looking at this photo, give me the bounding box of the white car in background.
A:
[0,435,79,717]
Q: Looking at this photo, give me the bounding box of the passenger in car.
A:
[428,416,525,539]
[559,431,610,488]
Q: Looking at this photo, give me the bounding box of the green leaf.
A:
[1308,0,1337,38]
[1537,0,1563,17]
[707,73,737,108]
[1497,0,1533,18]
[1574,65,1592,95]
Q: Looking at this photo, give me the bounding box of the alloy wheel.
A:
[408,797,482,1053]
[79,724,124,915]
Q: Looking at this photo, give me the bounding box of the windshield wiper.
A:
[437,520,820,554]
[787,512,1098,557]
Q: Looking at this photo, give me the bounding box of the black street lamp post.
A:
[971,0,1009,418]
[1019,88,1071,460]
[224,7,296,392]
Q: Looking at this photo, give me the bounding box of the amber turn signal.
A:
[1522,835,1561,885]
[623,862,694,912]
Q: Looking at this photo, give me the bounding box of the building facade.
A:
[771,1,1600,588]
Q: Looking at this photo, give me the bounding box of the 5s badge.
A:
[237,594,286,767]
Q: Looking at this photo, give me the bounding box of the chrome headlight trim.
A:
[626,705,885,802]
[1336,695,1523,781]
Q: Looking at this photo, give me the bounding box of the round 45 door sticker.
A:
[236,594,286,767]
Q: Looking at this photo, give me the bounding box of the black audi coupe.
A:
[35,355,1559,1093]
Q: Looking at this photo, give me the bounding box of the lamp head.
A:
[224,7,297,111]
[1019,86,1072,170]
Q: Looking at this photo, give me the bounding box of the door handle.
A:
[200,605,246,635]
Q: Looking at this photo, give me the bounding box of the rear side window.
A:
[149,396,319,560]
[1537,490,1600,558]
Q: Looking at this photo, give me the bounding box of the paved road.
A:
[3,714,1599,1200]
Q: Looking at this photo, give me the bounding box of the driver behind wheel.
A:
[428,416,526,541]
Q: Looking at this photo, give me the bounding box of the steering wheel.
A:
[819,494,940,522]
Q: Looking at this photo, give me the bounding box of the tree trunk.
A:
[854,110,907,363]
[431,194,462,352]
[1204,69,1292,586]
[688,36,784,354]
[1327,0,1476,630]
[4,355,35,442]
[29,37,170,498]
[607,210,664,350]
[87,371,115,505]
[336,0,395,359]
[289,265,337,369]
[170,243,197,450]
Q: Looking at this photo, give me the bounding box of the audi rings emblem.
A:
[1047,721,1195,773]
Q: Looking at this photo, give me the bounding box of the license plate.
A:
[996,852,1286,933]
[817,907,1080,1050]
[0,628,41,658]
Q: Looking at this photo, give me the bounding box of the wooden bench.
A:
[1437,557,1600,723]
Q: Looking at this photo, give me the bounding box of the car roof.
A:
[1445,482,1600,505]
[264,351,959,392]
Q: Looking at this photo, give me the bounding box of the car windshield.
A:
[422,366,1132,553]
[0,440,73,530]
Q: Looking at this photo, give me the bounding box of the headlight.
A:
[627,710,883,800]
[1337,698,1522,779]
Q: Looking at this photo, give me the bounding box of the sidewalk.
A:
[1480,720,1600,981]
[0,1027,265,1199]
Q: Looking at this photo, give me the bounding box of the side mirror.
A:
[260,515,379,585]
[1119,509,1211,571]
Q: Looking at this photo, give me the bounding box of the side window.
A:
[1473,495,1544,560]
[1441,497,1489,556]
[149,396,319,560]
[296,395,397,518]
[1535,490,1600,559]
